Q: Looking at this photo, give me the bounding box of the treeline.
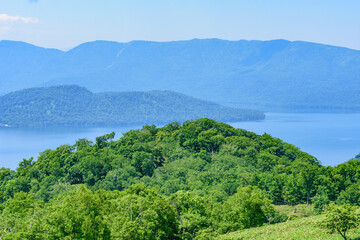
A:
[0,118,359,239]
[0,85,264,127]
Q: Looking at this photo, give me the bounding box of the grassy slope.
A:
[274,204,313,220]
[219,216,360,240]
[219,205,360,240]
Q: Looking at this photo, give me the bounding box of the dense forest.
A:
[1,39,360,112]
[0,118,359,239]
[0,85,264,127]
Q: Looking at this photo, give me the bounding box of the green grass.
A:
[274,204,314,220]
[218,215,360,240]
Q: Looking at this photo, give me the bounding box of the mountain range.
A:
[0,85,264,127]
[0,39,359,112]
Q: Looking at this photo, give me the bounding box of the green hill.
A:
[0,85,264,127]
[0,119,359,239]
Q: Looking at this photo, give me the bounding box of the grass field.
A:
[218,206,360,240]
[274,204,313,220]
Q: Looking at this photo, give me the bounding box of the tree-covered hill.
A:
[1,39,360,112]
[1,119,360,239]
[0,85,264,127]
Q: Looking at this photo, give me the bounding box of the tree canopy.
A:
[0,118,359,238]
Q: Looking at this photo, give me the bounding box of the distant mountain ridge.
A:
[1,39,359,112]
[0,85,264,127]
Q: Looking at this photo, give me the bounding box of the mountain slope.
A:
[1,39,359,112]
[0,85,264,127]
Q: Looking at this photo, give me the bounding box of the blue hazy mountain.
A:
[1,39,359,112]
[0,85,264,127]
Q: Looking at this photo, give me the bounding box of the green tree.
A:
[336,184,360,206]
[107,184,179,240]
[283,174,302,205]
[212,186,271,234]
[321,203,360,240]
[132,151,156,177]
[170,191,212,239]
[312,186,330,214]
[96,132,115,149]
[0,192,44,239]
[43,185,110,239]
[299,165,318,205]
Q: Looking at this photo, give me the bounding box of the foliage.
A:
[43,185,111,239]
[170,191,212,239]
[0,119,359,238]
[336,184,360,206]
[312,186,330,214]
[0,192,44,239]
[0,185,179,239]
[211,186,271,233]
[107,184,179,240]
[321,203,360,240]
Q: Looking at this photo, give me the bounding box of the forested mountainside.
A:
[0,39,359,112]
[0,85,263,127]
[0,119,360,239]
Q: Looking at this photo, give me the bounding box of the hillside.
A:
[1,119,360,239]
[0,85,264,127]
[219,215,360,240]
[0,39,359,112]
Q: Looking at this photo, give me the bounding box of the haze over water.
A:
[0,113,359,169]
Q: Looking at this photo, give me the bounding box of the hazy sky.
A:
[0,0,359,50]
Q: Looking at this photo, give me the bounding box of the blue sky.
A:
[0,0,359,50]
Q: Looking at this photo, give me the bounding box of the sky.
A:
[0,0,359,50]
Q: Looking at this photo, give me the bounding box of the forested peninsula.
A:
[0,85,264,127]
[1,119,360,239]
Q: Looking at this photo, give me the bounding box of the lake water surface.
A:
[231,113,360,166]
[0,113,359,169]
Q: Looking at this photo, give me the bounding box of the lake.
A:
[0,113,359,169]
[231,113,360,166]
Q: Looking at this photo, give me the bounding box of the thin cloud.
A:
[0,13,39,24]
[28,0,39,3]
[0,25,11,33]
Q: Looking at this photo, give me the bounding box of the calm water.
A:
[231,113,360,166]
[0,113,359,169]
[0,125,140,170]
